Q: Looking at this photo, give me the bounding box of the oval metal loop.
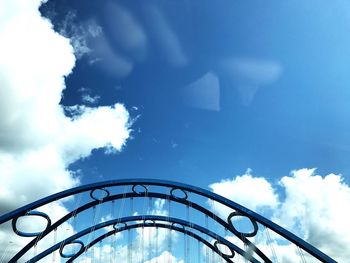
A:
[12,211,51,237]
[132,184,148,196]
[214,240,235,258]
[89,188,110,201]
[113,222,127,231]
[59,240,84,258]
[227,211,259,238]
[170,188,188,200]
[143,219,156,226]
[171,222,185,230]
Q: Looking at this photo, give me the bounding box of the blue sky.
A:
[1,0,350,262]
[43,0,350,184]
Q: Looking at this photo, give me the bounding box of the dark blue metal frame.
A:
[0,178,337,263]
[30,216,261,263]
[9,191,270,262]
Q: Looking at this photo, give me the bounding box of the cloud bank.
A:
[209,168,350,262]
[0,0,131,260]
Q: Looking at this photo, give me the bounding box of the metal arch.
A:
[67,223,238,263]
[10,191,269,262]
[28,215,260,263]
[0,178,337,263]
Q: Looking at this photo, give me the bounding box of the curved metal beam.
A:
[0,178,336,263]
[67,223,234,263]
[11,191,270,263]
[28,215,260,263]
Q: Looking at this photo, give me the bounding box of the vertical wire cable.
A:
[264,226,278,263]
[197,239,201,263]
[33,243,37,258]
[111,200,115,263]
[129,197,134,263]
[186,203,190,263]
[115,186,127,263]
[297,245,307,263]
[184,229,187,263]
[210,199,222,262]
[243,233,248,263]
[156,226,159,263]
[58,193,84,259]
[128,228,131,263]
[205,215,209,263]
[142,226,145,263]
[0,240,13,263]
[52,228,57,262]
[99,240,102,263]
[149,197,153,261]
[167,193,171,263]
[223,228,228,263]
[141,188,149,263]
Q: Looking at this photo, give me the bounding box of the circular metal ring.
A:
[132,184,148,196]
[89,188,110,201]
[59,240,84,258]
[227,211,259,238]
[12,211,51,237]
[113,222,127,231]
[170,188,188,200]
[214,240,235,258]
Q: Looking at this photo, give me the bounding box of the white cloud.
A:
[0,0,131,261]
[50,7,136,78]
[145,251,184,263]
[182,72,220,111]
[79,87,101,105]
[273,168,350,262]
[209,168,350,262]
[209,168,279,219]
[55,10,92,59]
[220,58,282,105]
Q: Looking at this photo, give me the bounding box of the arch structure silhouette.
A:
[0,178,336,263]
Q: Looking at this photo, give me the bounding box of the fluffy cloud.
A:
[274,168,350,261]
[145,251,184,263]
[209,168,350,262]
[209,168,279,219]
[0,0,131,261]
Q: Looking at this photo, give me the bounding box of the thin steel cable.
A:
[129,197,134,263]
[110,200,115,263]
[141,187,149,263]
[0,208,37,263]
[205,215,209,263]
[52,228,57,262]
[265,226,278,263]
[183,230,187,263]
[167,194,172,263]
[99,240,102,263]
[0,240,14,263]
[156,226,159,263]
[297,245,307,263]
[197,239,201,263]
[186,203,191,263]
[57,193,84,258]
[149,197,152,260]
[210,199,222,261]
